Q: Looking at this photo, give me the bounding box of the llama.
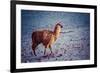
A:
[32,23,63,56]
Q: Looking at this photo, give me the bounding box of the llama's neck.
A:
[54,27,61,39]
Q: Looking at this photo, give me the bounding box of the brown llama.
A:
[32,23,63,56]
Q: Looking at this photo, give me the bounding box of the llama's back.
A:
[32,30,54,45]
[32,31,43,44]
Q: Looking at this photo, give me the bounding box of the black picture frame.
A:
[10,0,97,73]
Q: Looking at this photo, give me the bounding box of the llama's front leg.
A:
[44,45,49,55]
[49,45,53,54]
[44,48,46,55]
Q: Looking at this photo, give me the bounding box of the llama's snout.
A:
[60,25,63,28]
[56,23,63,28]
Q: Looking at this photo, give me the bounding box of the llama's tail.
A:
[32,32,35,41]
[31,32,37,56]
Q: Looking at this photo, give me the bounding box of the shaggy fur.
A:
[32,23,63,56]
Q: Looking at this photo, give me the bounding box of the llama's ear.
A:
[56,22,58,24]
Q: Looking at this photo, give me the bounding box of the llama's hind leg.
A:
[44,45,48,55]
[32,44,37,56]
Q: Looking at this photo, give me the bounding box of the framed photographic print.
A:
[10,1,97,72]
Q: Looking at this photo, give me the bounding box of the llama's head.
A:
[56,23,63,28]
[54,23,63,38]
